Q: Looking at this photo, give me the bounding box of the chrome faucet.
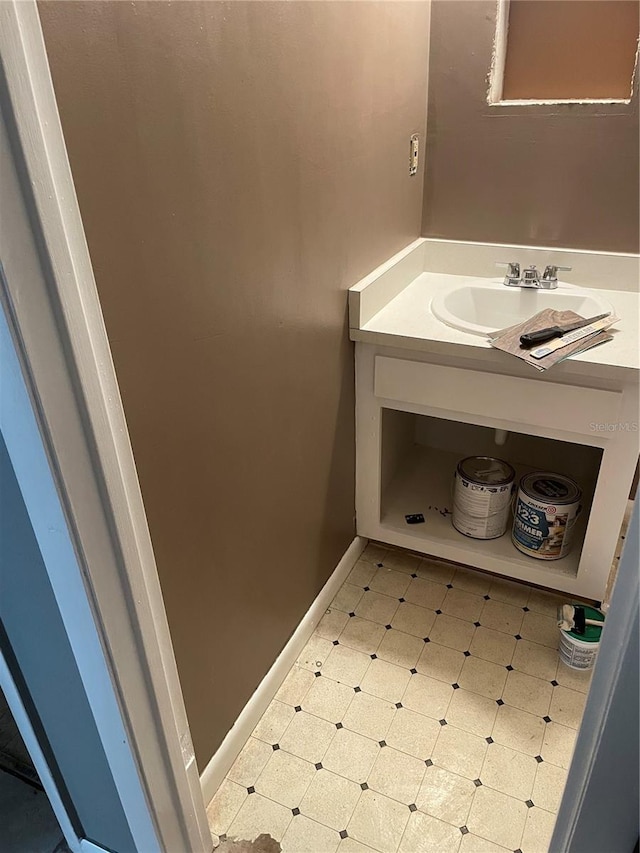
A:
[496,262,571,290]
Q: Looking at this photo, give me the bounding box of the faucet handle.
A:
[543,264,572,281]
[496,261,520,284]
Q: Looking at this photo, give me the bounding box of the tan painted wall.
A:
[422,0,639,253]
[39,1,430,768]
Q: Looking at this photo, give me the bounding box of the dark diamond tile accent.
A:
[411,573,418,579]
[474,621,481,627]
[398,597,406,603]
[460,826,469,835]
[336,722,343,729]
[515,849,524,853]
[379,740,387,747]
[410,668,418,675]
[315,762,323,770]
[526,800,534,808]
[452,683,460,690]
[423,637,431,643]
[272,744,280,751]
[425,759,433,767]
[409,804,418,812]
[247,786,255,794]
[294,705,302,712]
[377,563,384,568]
[439,719,447,726]
[340,831,348,840]
[360,782,368,791]
[551,680,558,686]
[486,737,494,744]
[395,702,403,709]
[535,755,543,763]
[385,624,393,630]
[332,640,339,646]
[220,835,227,843]
[446,584,453,589]
[483,595,490,600]
[523,606,530,612]
[364,587,370,592]
[370,654,377,660]
[515,634,522,640]
[354,686,361,693]
[314,671,321,678]
[464,650,471,657]
[496,699,504,706]
[349,612,356,618]
[292,807,300,816]
[435,609,443,615]
[543,715,552,724]
[506,665,514,671]
[473,779,482,787]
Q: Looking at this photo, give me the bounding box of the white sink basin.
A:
[430,278,615,336]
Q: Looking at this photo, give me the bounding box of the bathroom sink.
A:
[430,278,615,337]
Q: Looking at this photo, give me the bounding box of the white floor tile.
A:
[298,635,335,672]
[206,779,247,836]
[549,685,585,729]
[322,645,372,688]
[333,583,366,614]
[399,811,462,853]
[338,838,378,853]
[279,710,337,764]
[368,567,411,599]
[253,700,296,745]
[347,789,411,853]
[502,670,553,717]
[380,550,421,575]
[492,705,545,757]
[416,642,464,684]
[355,591,400,626]
[402,673,453,721]
[428,613,476,653]
[467,785,528,850]
[299,769,362,832]
[227,793,293,843]
[480,742,537,800]
[254,749,316,809]
[316,609,351,642]
[441,588,484,623]
[342,691,397,742]
[431,724,487,780]
[275,665,316,706]
[361,543,388,565]
[526,588,565,619]
[416,558,456,585]
[520,611,559,649]
[385,707,441,760]
[458,656,507,701]
[347,561,378,588]
[479,599,524,635]
[404,577,448,611]
[416,765,476,826]
[322,728,379,784]
[469,627,516,667]
[511,639,558,682]
[367,746,426,804]
[459,833,511,853]
[452,566,492,596]
[281,814,341,853]
[377,629,424,669]
[532,761,567,813]
[446,689,498,739]
[339,617,386,655]
[488,577,530,608]
[228,737,274,788]
[361,658,412,703]
[554,661,592,694]
[520,806,556,853]
[540,721,576,770]
[302,675,355,724]
[391,602,437,639]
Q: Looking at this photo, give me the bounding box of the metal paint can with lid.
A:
[512,472,582,560]
[452,456,515,540]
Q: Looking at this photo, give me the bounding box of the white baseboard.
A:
[200,535,368,806]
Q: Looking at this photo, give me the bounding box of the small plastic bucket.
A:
[559,605,604,670]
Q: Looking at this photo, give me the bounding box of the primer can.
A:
[452,456,515,540]
[512,473,581,560]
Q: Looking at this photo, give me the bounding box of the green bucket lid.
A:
[565,604,605,642]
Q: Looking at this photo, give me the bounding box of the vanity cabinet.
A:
[355,342,638,601]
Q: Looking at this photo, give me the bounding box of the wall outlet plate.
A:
[409,134,419,176]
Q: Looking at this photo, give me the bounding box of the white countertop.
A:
[349,242,640,383]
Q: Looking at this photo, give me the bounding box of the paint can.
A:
[559,605,604,670]
[512,473,581,560]
[452,456,515,540]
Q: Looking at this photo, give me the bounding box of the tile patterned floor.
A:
[208,544,594,853]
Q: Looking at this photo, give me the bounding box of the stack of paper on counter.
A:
[488,309,619,371]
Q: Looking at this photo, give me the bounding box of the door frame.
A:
[0,2,210,850]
